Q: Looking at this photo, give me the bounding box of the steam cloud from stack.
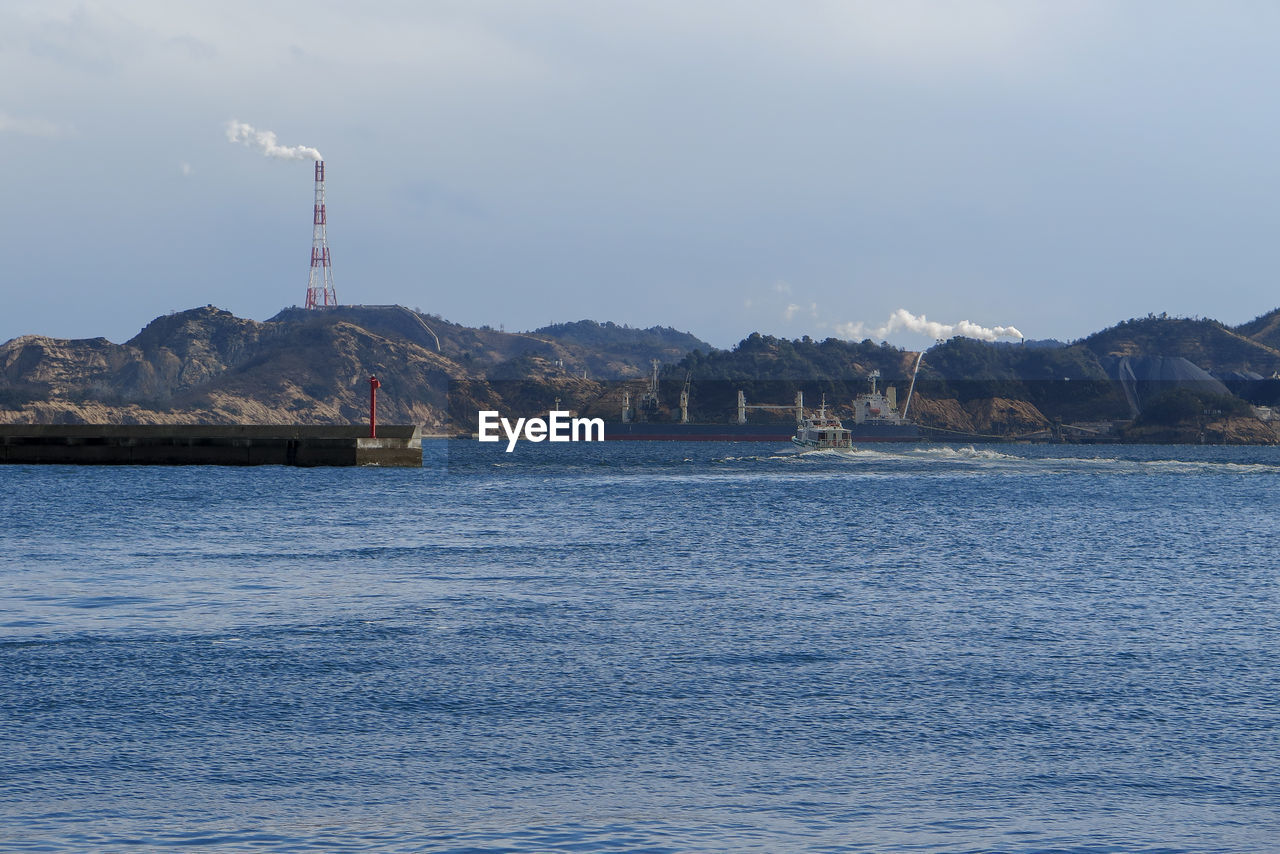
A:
[838,309,1023,342]
[225,120,322,161]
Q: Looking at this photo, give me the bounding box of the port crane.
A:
[736,390,806,425]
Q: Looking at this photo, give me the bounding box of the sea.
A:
[2,441,1278,853]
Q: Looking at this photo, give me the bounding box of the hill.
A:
[1233,306,1280,347]
[0,305,708,429]
[532,320,711,378]
[1081,315,1280,375]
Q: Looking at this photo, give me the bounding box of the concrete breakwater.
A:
[0,425,423,467]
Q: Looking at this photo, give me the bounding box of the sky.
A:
[3,1,1280,350]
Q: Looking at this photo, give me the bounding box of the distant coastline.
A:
[3,304,1280,444]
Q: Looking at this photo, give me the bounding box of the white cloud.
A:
[0,110,64,137]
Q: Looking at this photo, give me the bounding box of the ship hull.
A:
[602,421,921,442]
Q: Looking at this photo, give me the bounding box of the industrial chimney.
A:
[305,160,337,309]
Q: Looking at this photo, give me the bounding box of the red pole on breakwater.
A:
[369,376,381,438]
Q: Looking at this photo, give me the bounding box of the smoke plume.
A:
[225,120,322,161]
[837,309,1023,342]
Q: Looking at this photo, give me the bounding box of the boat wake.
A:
[715,444,1280,477]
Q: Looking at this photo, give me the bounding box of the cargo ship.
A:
[602,364,921,442]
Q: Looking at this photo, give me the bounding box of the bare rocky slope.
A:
[0,305,709,430]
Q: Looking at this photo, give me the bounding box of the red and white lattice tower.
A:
[305,160,337,309]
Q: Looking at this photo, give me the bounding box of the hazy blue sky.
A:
[4,1,1280,348]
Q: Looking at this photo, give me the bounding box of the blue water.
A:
[2,441,1279,852]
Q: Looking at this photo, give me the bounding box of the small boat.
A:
[791,396,853,450]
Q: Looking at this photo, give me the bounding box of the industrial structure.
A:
[305,160,338,309]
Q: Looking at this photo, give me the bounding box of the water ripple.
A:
[1,442,1279,851]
